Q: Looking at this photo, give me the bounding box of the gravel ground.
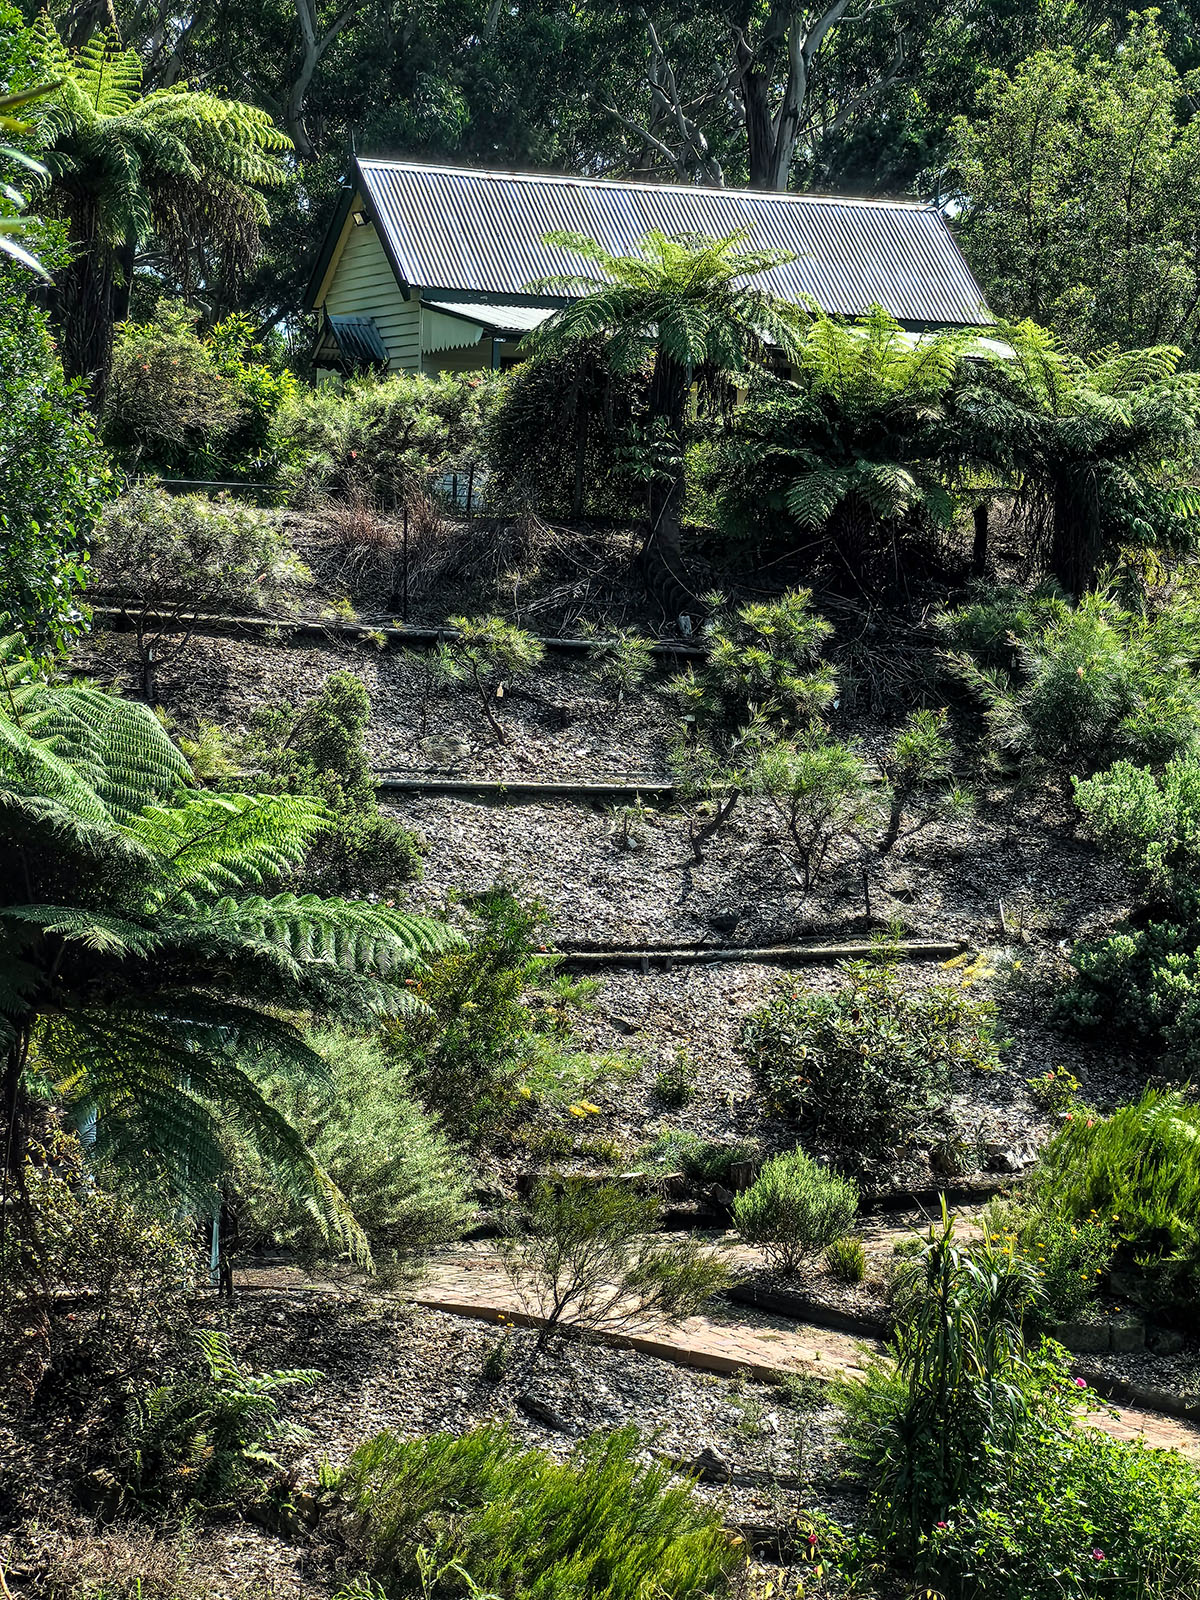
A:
[228,1290,851,1527]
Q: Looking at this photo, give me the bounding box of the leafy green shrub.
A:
[1026,1064,1081,1111]
[275,370,500,509]
[743,958,1001,1159]
[584,625,656,703]
[237,671,424,894]
[667,589,839,864]
[505,1178,729,1338]
[749,734,876,890]
[389,886,600,1141]
[92,485,310,699]
[922,1360,1200,1600]
[1026,1090,1200,1318]
[1074,754,1200,893]
[733,1149,858,1273]
[122,1330,317,1508]
[848,1227,1200,1600]
[104,300,296,479]
[825,1235,867,1283]
[1055,898,1200,1068]
[0,272,110,656]
[1,1131,195,1413]
[1019,1208,1115,1328]
[335,1424,736,1600]
[483,342,645,518]
[234,1028,474,1276]
[943,587,1200,777]
[640,1128,759,1185]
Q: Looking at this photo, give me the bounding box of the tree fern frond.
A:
[0,905,161,956]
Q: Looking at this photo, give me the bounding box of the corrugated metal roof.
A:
[422,296,556,336]
[355,159,990,329]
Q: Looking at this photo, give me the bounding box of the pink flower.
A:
[807,1533,818,1546]
[1075,1377,1088,1389]
[1093,1549,1106,1562]
[936,1521,947,1530]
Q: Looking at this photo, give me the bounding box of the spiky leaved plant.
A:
[526,228,808,561]
[0,624,458,1258]
[953,320,1200,594]
[28,19,290,397]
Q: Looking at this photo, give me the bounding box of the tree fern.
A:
[955,320,1200,591]
[28,18,291,392]
[0,636,460,1265]
[718,306,971,575]
[528,227,808,561]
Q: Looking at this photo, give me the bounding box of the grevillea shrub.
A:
[733,1150,859,1273]
[743,957,1001,1160]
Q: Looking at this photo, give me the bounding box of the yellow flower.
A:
[517,1084,532,1099]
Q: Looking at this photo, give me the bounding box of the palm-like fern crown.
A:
[0,623,458,1260]
[961,319,1200,467]
[740,307,969,534]
[30,18,290,249]
[527,228,809,375]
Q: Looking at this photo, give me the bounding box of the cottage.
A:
[305,158,991,377]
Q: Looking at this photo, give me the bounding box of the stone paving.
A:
[235,1237,1200,1460]
[409,1246,1200,1461]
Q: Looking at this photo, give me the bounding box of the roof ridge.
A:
[355,156,935,211]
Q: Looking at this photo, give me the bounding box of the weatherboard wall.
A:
[323,220,421,371]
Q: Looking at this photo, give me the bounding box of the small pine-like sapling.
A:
[446,615,545,743]
[878,708,973,854]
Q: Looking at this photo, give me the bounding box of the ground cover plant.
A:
[334,1424,737,1600]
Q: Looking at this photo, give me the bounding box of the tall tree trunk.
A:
[1049,466,1103,596]
[53,201,116,410]
[647,352,689,561]
[972,501,989,575]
